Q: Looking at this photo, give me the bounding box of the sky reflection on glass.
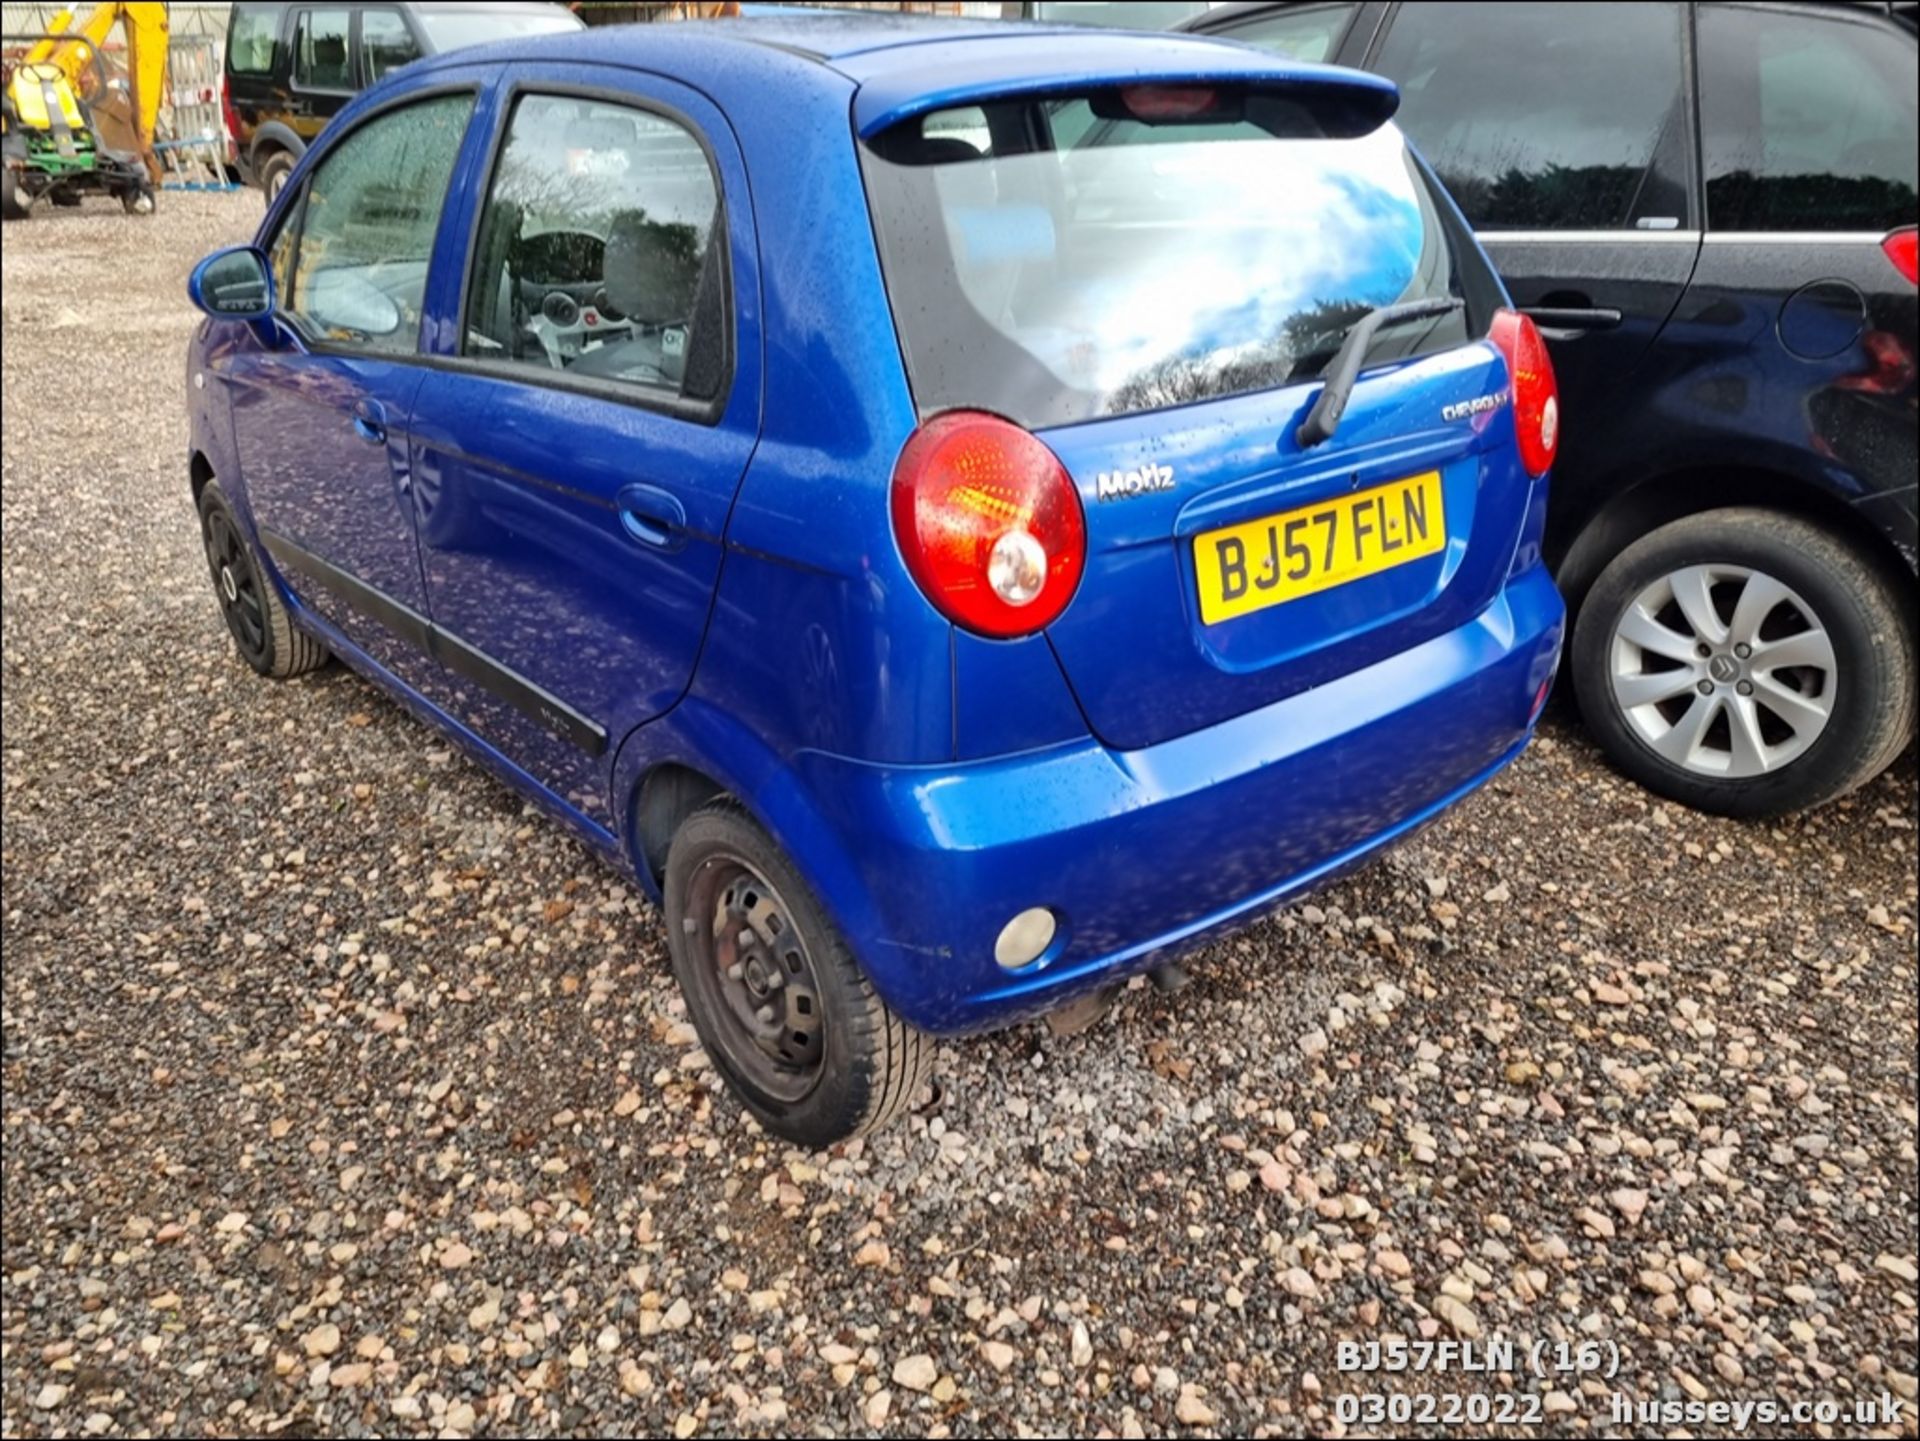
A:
[933,125,1426,411]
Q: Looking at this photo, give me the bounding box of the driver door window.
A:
[463,94,725,403]
[276,92,474,352]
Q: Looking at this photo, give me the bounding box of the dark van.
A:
[223,1,581,196]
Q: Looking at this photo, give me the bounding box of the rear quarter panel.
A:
[1549,235,1919,573]
[676,49,951,766]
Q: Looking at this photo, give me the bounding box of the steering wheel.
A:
[521,285,641,370]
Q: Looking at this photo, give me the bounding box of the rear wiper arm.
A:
[1295,296,1466,448]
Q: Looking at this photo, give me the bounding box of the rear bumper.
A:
[794,564,1564,1033]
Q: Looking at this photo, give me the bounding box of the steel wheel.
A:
[204,506,268,660]
[664,803,933,1144]
[1609,563,1836,779]
[680,855,825,1104]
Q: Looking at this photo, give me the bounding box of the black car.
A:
[1180,1,1918,816]
[222,1,580,197]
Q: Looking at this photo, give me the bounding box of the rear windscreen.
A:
[227,5,281,76]
[415,8,583,52]
[862,89,1480,429]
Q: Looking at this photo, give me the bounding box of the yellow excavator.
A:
[2,3,168,219]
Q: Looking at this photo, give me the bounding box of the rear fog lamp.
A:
[995,908,1058,969]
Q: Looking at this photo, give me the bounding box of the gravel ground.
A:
[3,193,1917,1440]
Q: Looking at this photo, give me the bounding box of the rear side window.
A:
[1370,0,1688,231]
[1698,5,1918,233]
[360,10,421,85]
[294,8,352,90]
[227,5,281,77]
[1210,4,1355,63]
[463,95,727,405]
[279,93,473,350]
[863,88,1478,430]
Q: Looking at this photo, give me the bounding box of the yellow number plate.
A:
[1193,471,1447,626]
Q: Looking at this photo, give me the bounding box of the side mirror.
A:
[189,246,275,320]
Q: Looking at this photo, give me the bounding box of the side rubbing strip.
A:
[260,528,609,757]
[262,529,435,651]
[429,625,609,757]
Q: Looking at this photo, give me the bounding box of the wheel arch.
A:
[190,449,215,504]
[246,126,307,191]
[610,699,892,978]
[249,123,306,165]
[1556,466,1917,627]
[633,761,726,891]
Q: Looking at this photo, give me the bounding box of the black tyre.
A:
[1572,507,1914,817]
[664,802,932,1146]
[198,481,329,679]
[1,169,28,221]
[258,149,296,202]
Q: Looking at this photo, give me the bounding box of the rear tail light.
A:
[1883,226,1918,285]
[221,73,241,164]
[891,411,1086,638]
[1489,308,1559,479]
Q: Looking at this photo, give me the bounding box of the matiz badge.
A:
[1441,389,1509,423]
[1095,461,1176,503]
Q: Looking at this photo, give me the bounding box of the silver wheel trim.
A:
[1609,563,1837,779]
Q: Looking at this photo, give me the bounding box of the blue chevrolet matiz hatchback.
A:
[185,14,1564,1144]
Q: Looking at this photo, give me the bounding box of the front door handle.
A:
[352,397,387,445]
[616,483,687,551]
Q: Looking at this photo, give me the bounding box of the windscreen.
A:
[863,89,1478,429]
[416,7,581,53]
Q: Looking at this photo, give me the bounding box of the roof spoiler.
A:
[851,36,1399,141]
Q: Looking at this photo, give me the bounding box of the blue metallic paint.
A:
[774,566,1561,1031]
[226,348,439,690]
[187,16,1564,1037]
[1040,342,1537,751]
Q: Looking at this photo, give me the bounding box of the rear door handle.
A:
[352,397,387,444]
[1521,306,1623,333]
[616,483,687,551]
